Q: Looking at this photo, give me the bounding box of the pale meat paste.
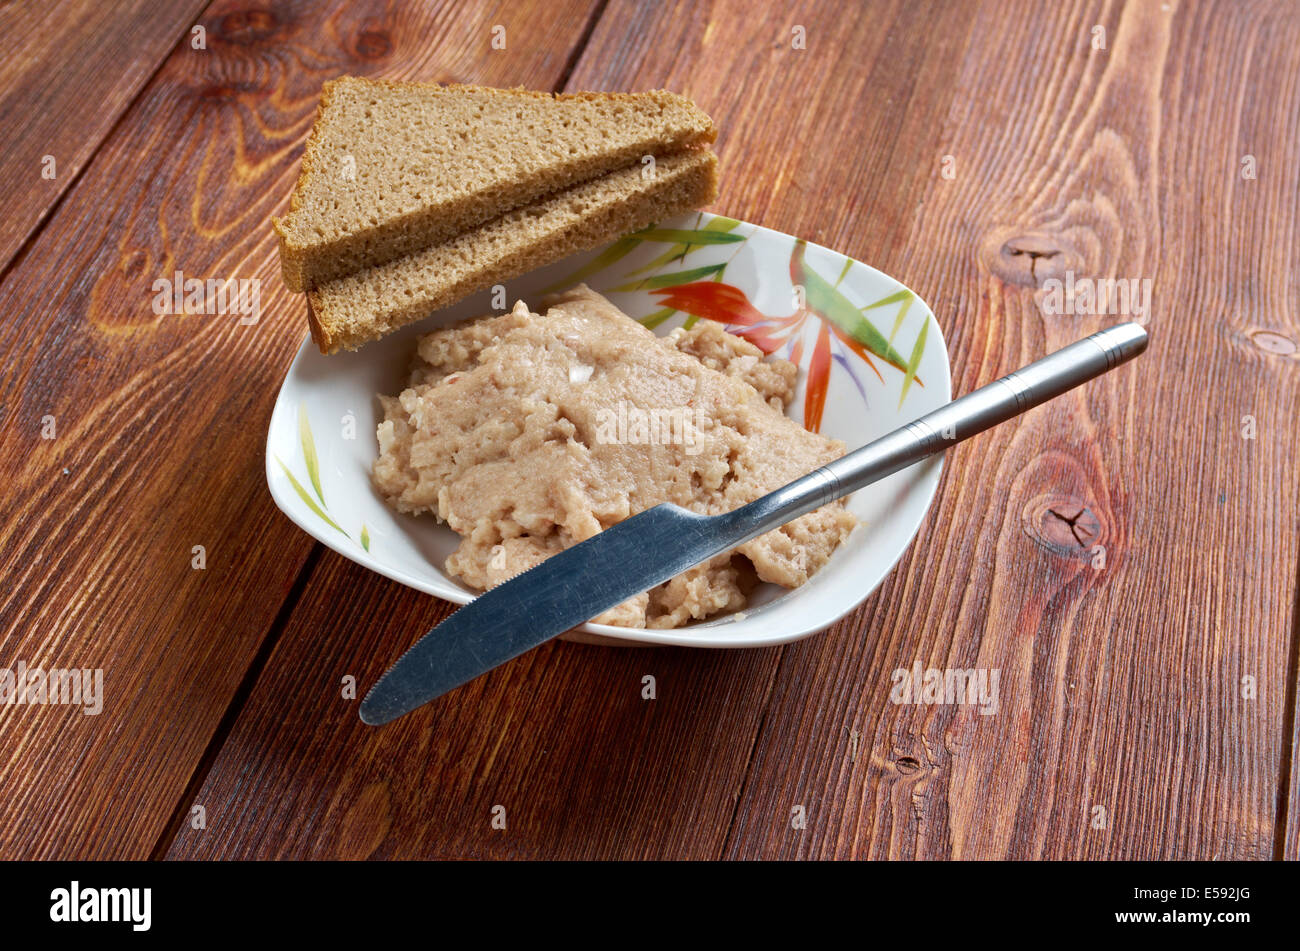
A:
[373,284,856,628]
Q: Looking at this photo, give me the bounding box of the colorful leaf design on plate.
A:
[623,216,744,277]
[275,455,346,536]
[827,324,885,384]
[865,289,914,346]
[531,219,931,428]
[790,240,913,375]
[630,228,745,245]
[832,350,870,405]
[804,323,833,432]
[610,262,724,293]
[700,214,742,232]
[899,313,929,409]
[540,235,642,293]
[834,256,853,288]
[298,402,324,506]
[648,280,769,325]
[864,288,912,310]
[625,247,688,279]
[650,282,787,351]
[638,306,678,330]
[280,406,370,545]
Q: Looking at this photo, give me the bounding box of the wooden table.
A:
[1,0,1296,861]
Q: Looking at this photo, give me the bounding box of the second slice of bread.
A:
[307,149,718,353]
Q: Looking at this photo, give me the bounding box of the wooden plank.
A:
[164,0,1299,861]
[0,0,211,274]
[165,558,783,859]
[0,0,602,860]
[165,0,799,862]
[718,0,1300,858]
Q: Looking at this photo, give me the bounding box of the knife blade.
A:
[360,321,1148,725]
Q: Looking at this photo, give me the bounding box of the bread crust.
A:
[305,149,718,354]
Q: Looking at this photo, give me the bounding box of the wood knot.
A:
[1251,329,1297,355]
[216,9,280,45]
[355,30,392,60]
[980,230,1082,287]
[895,756,923,775]
[88,249,164,333]
[120,248,148,283]
[1023,492,1104,557]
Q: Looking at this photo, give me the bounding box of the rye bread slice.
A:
[274,78,716,291]
[306,149,718,354]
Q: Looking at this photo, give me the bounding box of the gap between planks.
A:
[149,544,325,859]
[555,0,611,93]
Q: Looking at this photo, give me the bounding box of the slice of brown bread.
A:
[275,78,716,291]
[306,149,718,354]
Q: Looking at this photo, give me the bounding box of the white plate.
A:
[266,212,951,647]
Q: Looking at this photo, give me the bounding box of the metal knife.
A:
[361,321,1148,725]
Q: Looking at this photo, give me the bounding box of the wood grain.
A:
[165,557,784,859]
[0,0,602,860]
[0,0,210,274]
[164,0,789,862]
[167,0,1299,860]
[697,0,1300,859]
[2,0,1296,861]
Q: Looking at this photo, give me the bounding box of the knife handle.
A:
[723,322,1149,541]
